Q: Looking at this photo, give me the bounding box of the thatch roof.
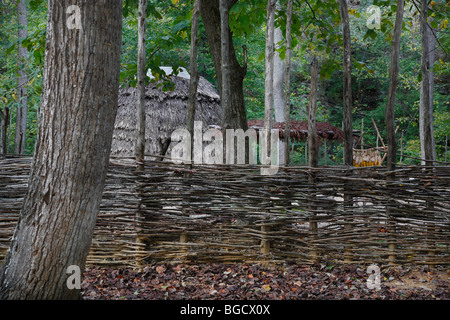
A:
[111,75,222,158]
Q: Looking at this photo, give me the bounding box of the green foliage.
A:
[1,0,46,154]
[229,0,267,38]
[120,0,192,89]
[0,0,448,163]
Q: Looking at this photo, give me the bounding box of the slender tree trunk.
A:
[273,0,284,122]
[264,0,276,164]
[419,0,437,267]
[385,0,404,171]
[385,0,404,264]
[15,0,28,155]
[134,0,148,268]
[273,0,285,164]
[259,0,276,251]
[177,0,201,259]
[1,107,9,154]
[0,0,123,300]
[308,56,319,168]
[339,0,355,262]
[283,0,293,166]
[136,0,147,170]
[219,0,232,164]
[307,56,319,261]
[219,0,231,133]
[339,0,353,166]
[419,0,436,166]
[187,0,201,163]
[200,0,247,131]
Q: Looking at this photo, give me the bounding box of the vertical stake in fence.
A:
[261,224,271,256]
[181,170,193,263]
[343,193,353,263]
[180,231,189,262]
[423,163,436,267]
[308,172,319,263]
[426,201,436,268]
[309,220,318,263]
[134,0,148,270]
[135,177,146,269]
[386,173,397,265]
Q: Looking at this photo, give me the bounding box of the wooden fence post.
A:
[343,166,354,263]
[135,174,147,268]
[308,172,319,263]
[386,173,397,265]
[425,166,436,268]
[180,231,189,262]
[261,225,271,255]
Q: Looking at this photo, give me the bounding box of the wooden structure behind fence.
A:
[0,156,449,267]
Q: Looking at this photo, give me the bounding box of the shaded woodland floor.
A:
[81,263,449,300]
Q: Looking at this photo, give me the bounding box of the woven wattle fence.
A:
[0,156,449,267]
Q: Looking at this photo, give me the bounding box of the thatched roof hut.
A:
[111,74,222,159]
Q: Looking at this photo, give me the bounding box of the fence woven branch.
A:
[0,156,449,267]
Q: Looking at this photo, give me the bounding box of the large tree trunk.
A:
[15,0,28,155]
[385,0,405,171]
[419,0,436,166]
[200,0,247,131]
[339,0,353,166]
[0,0,123,300]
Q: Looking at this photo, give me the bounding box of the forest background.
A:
[0,0,448,165]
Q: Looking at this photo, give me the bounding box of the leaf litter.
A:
[81,263,449,300]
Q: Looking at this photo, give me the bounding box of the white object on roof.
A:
[147,66,191,80]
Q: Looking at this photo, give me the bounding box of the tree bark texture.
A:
[15,0,28,155]
[339,0,353,166]
[0,0,123,300]
[385,0,404,171]
[200,0,248,131]
[136,0,147,169]
[419,0,436,166]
